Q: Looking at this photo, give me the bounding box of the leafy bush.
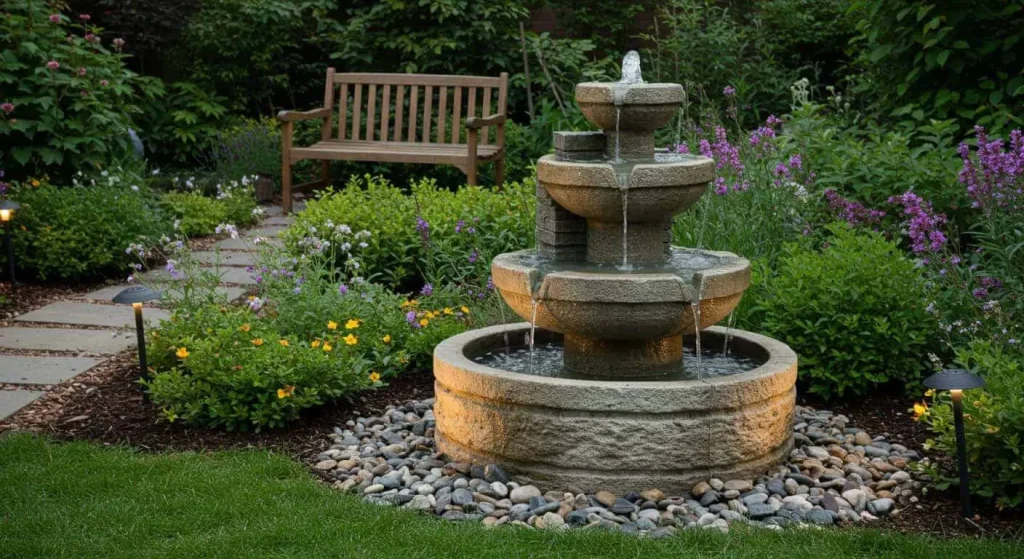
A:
[4,173,169,281]
[920,340,1024,509]
[145,305,378,430]
[137,81,232,166]
[0,1,161,179]
[204,118,281,186]
[285,176,534,290]
[745,223,939,399]
[848,0,1024,132]
[159,176,259,236]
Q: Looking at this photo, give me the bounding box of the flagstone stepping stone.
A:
[0,390,45,421]
[191,251,257,267]
[0,355,101,385]
[80,284,246,304]
[214,267,257,285]
[216,236,282,251]
[0,327,137,354]
[15,301,169,329]
[264,216,293,226]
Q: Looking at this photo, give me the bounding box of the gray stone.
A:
[609,498,635,515]
[484,464,509,484]
[804,446,831,460]
[536,511,566,530]
[510,485,541,504]
[0,327,137,354]
[741,493,768,507]
[868,498,895,517]
[699,490,720,507]
[807,508,835,525]
[407,495,432,511]
[216,236,281,251]
[16,301,170,329]
[766,478,786,496]
[842,489,867,511]
[0,355,100,385]
[864,446,890,459]
[636,518,657,531]
[723,479,753,492]
[451,488,474,506]
[747,503,775,519]
[0,389,44,420]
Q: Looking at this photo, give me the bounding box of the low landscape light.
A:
[0,199,20,285]
[113,285,162,380]
[923,368,986,518]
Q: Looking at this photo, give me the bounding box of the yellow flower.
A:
[419,318,429,327]
[912,401,928,421]
[443,307,453,315]
[311,339,321,348]
[176,347,189,359]
[279,339,290,347]
[31,179,40,187]
[460,306,470,314]
[985,425,1000,434]
[251,338,264,346]
[382,334,392,344]
[370,371,381,382]
[327,320,338,330]
[323,342,333,352]
[239,323,251,333]
[345,319,360,330]
[277,385,295,399]
[924,388,936,397]
[344,334,358,346]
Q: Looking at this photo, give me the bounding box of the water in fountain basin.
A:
[473,341,759,381]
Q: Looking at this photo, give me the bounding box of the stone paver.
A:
[0,355,101,385]
[0,390,45,421]
[264,216,293,226]
[191,251,257,267]
[248,226,288,238]
[216,236,282,250]
[81,283,246,303]
[15,301,170,329]
[215,267,257,285]
[0,327,137,354]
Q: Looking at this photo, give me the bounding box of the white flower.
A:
[358,242,368,248]
[173,219,181,230]
[130,185,139,192]
[151,169,160,175]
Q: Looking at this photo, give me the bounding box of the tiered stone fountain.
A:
[434,53,797,494]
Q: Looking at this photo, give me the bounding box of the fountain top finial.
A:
[620,51,643,85]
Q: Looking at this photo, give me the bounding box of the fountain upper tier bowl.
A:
[575,82,684,133]
[492,247,751,342]
[537,152,714,224]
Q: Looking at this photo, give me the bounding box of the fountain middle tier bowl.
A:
[492,248,751,340]
[432,324,797,494]
[575,82,684,133]
[536,153,714,223]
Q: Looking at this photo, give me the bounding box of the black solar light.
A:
[0,199,21,285]
[113,286,162,379]
[924,368,986,518]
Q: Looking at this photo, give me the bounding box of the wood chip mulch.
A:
[2,356,1021,541]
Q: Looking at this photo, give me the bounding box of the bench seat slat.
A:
[292,140,501,164]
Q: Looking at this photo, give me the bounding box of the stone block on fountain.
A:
[536,180,586,261]
[553,131,606,160]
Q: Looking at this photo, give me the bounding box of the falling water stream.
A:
[620,188,630,270]
[690,276,706,378]
[722,311,736,356]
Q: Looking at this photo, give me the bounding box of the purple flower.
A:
[958,126,1023,214]
[415,217,430,242]
[675,142,690,154]
[825,190,885,227]
[972,288,989,299]
[406,310,419,328]
[888,191,947,253]
[248,297,264,311]
[723,86,736,96]
[455,220,465,233]
[420,283,433,296]
[338,283,348,295]
[468,250,478,263]
[164,260,182,280]
[486,276,495,290]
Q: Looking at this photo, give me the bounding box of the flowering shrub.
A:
[159,176,260,236]
[746,224,939,399]
[205,118,281,187]
[285,176,534,291]
[918,340,1024,509]
[3,172,169,280]
[0,1,161,179]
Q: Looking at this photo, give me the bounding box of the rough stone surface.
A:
[0,355,101,385]
[434,323,797,494]
[0,327,137,354]
[190,251,258,267]
[16,301,170,329]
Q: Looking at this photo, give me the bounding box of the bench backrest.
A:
[322,70,509,146]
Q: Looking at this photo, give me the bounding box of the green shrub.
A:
[745,223,938,399]
[137,81,233,166]
[5,174,170,281]
[0,0,162,179]
[205,118,281,187]
[920,340,1024,509]
[285,176,534,290]
[145,305,378,431]
[160,192,227,236]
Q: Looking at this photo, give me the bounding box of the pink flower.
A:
[112,38,126,50]
[78,67,87,76]
[99,79,109,87]
[79,14,91,21]
[49,14,61,23]
[85,33,98,43]
[723,85,736,96]
[46,60,60,70]
[1,102,13,114]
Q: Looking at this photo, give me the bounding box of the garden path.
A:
[0,204,297,420]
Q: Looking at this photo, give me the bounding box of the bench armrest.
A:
[465,113,506,129]
[277,108,332,122]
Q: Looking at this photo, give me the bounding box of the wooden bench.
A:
[277,69,509,213]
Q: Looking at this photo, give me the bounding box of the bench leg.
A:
[495,157,505,187]
[281,158,292,214]
[321,161,331,189]
[467,160,478,186]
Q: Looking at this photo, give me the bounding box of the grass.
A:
[0,434,1020,559]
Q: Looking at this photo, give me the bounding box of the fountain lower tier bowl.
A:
[536,153,715,223]
[433,324,797,494]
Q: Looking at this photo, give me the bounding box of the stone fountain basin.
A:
[491,249,750,340]
[536,154,714,223]
[433,324,797,494]
[575,82,684,132]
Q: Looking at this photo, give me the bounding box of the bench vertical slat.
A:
[365,84,377,141]
[394,85,405,142]
[422,85,433,143]
[467,87,477,134]
[338,83,348,140]
[450,87,462,144]
[351,84,362,141]
[321,68,335,141]
[436,86,448,144]
[496,72,509,148]
[407,86,419,142]
[482,86,492,144]
[379,85,391,141]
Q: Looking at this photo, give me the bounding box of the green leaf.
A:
[936,50,950,67]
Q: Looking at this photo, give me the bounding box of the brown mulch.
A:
[2,359,1021,541]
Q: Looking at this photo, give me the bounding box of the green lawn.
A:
[0,434,1019,559]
